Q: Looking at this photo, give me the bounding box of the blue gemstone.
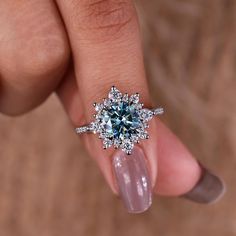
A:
[101,102,141,140]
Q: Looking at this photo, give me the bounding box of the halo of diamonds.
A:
[75,86,163,155]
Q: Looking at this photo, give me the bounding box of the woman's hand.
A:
[0,0,225,213]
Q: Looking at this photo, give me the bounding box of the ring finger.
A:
[56,0,224,213]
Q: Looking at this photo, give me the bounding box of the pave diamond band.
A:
[75,86,164,154]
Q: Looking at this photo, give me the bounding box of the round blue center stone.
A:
[101,101,141,139]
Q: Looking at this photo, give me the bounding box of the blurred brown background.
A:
[0,0,236,235]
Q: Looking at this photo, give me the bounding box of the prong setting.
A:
[75,86,163,154]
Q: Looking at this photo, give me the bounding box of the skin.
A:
[0,0,201,197]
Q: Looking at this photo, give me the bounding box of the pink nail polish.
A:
[112,146,152,213]
[182,165,226,204]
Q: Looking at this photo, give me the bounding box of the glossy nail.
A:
[183,165,226,204]
[112,146,152,213]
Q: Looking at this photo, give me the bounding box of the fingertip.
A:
[154,121,202,196]
[182,165,226,204]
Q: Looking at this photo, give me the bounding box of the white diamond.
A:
[130,134,139,143]
[94,103,104,112]
[75,126,87,134]
[153,108,164,115]
[89,122,99,133]
[139,109,153,122]
[114,139,121,148]
[121,139,134,154]
[95,113,102,120]
[122,93,129,102]
[129,93,139,104]
[103,98,112,107]
[108,86,122,101]
[99,130,106,139]
[103,138,113,149]
[138,130,149,139]
[135,103,143,110]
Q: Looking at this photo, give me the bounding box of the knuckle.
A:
[0,7,70,87]
[77,0,135,41]
[0,99,39,116]
[3,35,69,87]
[0,35,69,116]
[23,36,69,79]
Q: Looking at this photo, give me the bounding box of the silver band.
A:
[75,107,164,134]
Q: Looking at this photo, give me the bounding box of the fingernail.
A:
[112,146,152,213]
[182,165,226,204]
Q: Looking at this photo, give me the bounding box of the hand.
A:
[0,0,225,213]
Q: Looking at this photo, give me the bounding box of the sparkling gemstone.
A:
[103,98,112,107]
[75,86,164,154]
[121,139,134,154]
[103,138,113,149]
[139,109,153,122]
[100,101,142,140]
[94,103,103,112]
[108,87,122,101]
[129,93,140,104]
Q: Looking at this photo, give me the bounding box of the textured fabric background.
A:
[0,0,236,236]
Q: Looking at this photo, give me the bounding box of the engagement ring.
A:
[75,86,164,154]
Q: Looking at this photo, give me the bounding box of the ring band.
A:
[75,86,164,154]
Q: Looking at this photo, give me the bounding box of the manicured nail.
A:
[112,146,152,213]
[183,165,226,204]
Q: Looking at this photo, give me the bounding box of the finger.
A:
[57,67,83,125]
[57,68,224,215]
[56,0,223,213]
[58,67,225,216]
[57,69,120,195]
[58,76,225,205]
[0,0,70,115]
[56,0,159,213]
[155,121,202,196]
[154,121,225,205]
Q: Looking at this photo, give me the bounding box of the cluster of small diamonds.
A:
[91,86,155,154]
